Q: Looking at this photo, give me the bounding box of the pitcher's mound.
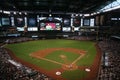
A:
[60,55,66,58]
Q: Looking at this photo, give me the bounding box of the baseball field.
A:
[5,39,101,80]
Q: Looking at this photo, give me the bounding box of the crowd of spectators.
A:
[0,37,53,80]
[66,36,95,41]
[5,37,33,44]
[98,39,120,80]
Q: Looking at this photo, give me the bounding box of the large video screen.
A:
[90,18,95,26]
[111,18,118,20]
[2,18,10,26]
[28,18,36,27]
[74,27,79,31]
[73,18,80,27]
[62,27,71,32]
[40,22,61,30]
[17,27,24,31]
[15,17,25,27]
[27,27,38,31]
[83,19,90,26]
[63,18,70,27]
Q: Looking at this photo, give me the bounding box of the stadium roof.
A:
[0,0,115,14]
[100,0,120,12]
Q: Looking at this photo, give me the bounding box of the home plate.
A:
[56,71,61,75]
[85,68,91,72]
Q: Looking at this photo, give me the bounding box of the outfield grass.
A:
[5,39,96,79]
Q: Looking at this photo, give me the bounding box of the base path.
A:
[71,54,85,65]
[31,48,86,57]
[30,48,86,70]
[31,54,66,66]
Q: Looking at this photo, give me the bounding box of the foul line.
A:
[31,53,85,66]
[71,54,85,65]
[71,44,94,65]
[31,55,67,66]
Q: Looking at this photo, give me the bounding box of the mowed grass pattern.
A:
[5,39,96,70]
